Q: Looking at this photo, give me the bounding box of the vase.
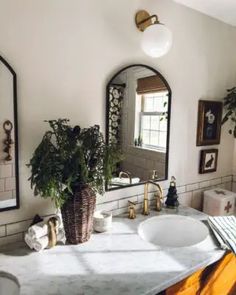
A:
[61,184,96,244]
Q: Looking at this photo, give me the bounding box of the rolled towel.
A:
[33,235,49,252]
[28,215,62,239]
[28,222,48,240]
[24,233,34,249]
[32,229,66,252]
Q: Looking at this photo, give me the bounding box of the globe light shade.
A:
[141,24,172,58]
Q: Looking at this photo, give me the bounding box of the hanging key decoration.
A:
[3,120,14,161]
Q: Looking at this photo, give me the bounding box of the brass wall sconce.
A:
[135,10,172,58]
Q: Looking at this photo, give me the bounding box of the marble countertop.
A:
[0,206,225,295]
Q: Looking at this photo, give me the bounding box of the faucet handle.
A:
[128,201,137,219]
[151,170,158,181]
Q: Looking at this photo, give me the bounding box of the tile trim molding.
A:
[0,174,233,246]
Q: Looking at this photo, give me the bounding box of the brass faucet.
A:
[143,182,150,215]
[119,171,132,184]
[143,181,164,214]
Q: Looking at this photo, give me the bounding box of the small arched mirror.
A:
[0,56,19,211]
[106,64,171,191]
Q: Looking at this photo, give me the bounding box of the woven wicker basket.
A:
[61,185,96,244]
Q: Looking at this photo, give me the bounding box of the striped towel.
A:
[208,216,236,254]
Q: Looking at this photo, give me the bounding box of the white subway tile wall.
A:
[96,200,119,212]
[5,177,16,191]
[0,175,233,246]
[186,183,199,192]
[0,179,5,192]
[0,225,6,237]
[118,196,138,209]
[199,180,211,189]
[6,220,32,236]
[0,164,12,178]
[222,176,232,183]
[0,163,16,202]
[177,186,186,194]
[210,178,222,186]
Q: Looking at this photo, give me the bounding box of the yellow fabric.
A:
[200,252,236,295]
[166,253,236,295]
[166,268,204,295]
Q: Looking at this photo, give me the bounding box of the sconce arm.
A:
[137,14,159,26]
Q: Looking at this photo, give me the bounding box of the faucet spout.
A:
[148,181,163,199]
[143,181,164,214]
[148,181,164,211]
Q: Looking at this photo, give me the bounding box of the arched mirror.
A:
[0,56,19,211]
[106,64,171,191]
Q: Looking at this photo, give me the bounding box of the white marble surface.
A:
[0,206,225,295]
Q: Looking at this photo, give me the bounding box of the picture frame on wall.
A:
[196,100,223,146]
[199,149,218,174]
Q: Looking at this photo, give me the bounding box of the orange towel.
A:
[200,252,236,295]
[166,252,236,295]
[166,268,203,295]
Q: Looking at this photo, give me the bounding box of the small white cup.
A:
[93,211,112,233]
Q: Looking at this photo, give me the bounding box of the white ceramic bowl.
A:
[93,211,112,233]
[0,272,20,295]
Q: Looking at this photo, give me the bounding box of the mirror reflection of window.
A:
[135,74,168,151]
[136,91,168,151]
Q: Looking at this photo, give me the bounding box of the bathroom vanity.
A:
[0,206,225,295]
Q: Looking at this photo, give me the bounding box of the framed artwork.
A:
[196,100,223,146]
[199,149,218,174]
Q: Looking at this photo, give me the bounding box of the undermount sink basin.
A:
[138,215,209,248]
[0,272,20,295]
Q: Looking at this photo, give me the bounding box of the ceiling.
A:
[174,0,236,26]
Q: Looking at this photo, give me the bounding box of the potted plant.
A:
[222,87,236,137]
[28,119,121,244]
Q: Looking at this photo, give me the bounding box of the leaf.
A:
[227,87,236,92]
[222,115,229,125]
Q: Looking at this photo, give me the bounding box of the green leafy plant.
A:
[27,119,122,208]
[222,87,236,137]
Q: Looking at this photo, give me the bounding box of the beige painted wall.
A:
[0,0,236,225]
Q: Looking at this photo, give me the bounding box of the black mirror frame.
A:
[0,56,20,212]
[105,64,172,191]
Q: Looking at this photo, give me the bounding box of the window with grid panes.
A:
[139,91,168,150]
